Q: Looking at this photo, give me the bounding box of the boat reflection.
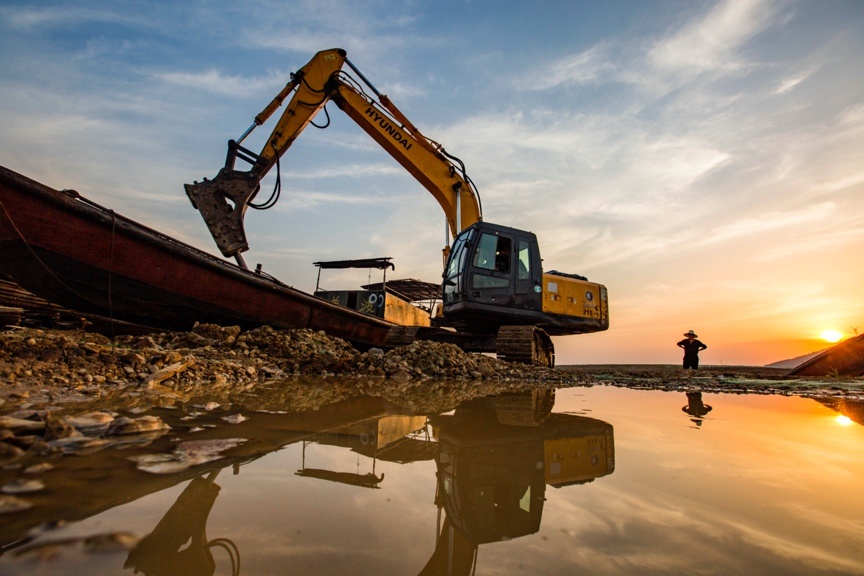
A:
[0,394,393,552]
[295,414,432,488]
[813,397,864,427]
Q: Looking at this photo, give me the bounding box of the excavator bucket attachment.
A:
[184,168,259,257]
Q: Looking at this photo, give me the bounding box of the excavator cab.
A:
[440,220,608,366]
[442,222,543,331]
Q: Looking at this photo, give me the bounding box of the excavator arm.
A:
[185,48,481,262]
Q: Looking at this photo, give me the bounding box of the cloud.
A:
[237,0,423,67]
[528,43,619,90]
[837,102,864,127]
[0,5,131,29]
[773,73,808,95]
[648,0,780,76]
[701,202,836,245]
[268,189,413,212]
[756,227,864,261]
[282,163,404,180]
[152,69,287,97]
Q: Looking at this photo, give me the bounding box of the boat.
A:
[0,164,400,347]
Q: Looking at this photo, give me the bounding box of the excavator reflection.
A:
[125,470,238,576]
[420,390,615,575]
[121,391,613,576]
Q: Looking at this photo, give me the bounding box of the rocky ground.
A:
[0,323,586,410]
[1,323,862,521]
[2,324,861,410]
[1,323,862,464]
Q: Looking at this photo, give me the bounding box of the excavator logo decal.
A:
[364,107,413,151]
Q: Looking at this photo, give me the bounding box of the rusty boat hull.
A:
[0,165,393,346]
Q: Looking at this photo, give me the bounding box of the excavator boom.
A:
[185,48,481,260]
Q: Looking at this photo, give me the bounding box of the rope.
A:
[108,209,116,336]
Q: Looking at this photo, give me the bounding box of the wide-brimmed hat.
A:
[684,330,698,337]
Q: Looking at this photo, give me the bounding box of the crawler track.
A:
[495,325,555,367]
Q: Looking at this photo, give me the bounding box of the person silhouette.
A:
[677,330,707,370]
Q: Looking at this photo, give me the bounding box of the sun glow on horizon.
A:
[820,330,843,343]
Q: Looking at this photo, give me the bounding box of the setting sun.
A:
[820,330,843,343]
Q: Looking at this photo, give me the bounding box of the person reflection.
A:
[682,391,713,427]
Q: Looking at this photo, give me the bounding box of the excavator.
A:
[185,48,608,366]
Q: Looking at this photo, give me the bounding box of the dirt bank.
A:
[1,323,861,489]
[2,324,862,418]
[0,323,587,415]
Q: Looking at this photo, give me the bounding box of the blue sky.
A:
[1,0,862,364]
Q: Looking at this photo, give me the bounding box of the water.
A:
[1,385,863,575]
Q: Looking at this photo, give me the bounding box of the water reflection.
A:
[814,397,864,427]
[296,414,431,488]
[1,389,615,575]
[0,394,394,553]
[125,471,235,576]
[4,387,864,575]
[422,390,614,575]
[682,391,713,427]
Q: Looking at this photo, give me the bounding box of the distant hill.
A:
[766,349,828,369]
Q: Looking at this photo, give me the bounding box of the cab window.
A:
[517,240,531,280]
[473,233,511,273]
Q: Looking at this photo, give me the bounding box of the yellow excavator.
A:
[185,48,608,366]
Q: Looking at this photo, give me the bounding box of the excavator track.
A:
[495,326,555,367]
[492,389,556,426]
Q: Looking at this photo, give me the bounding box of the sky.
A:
[1,0,862,366]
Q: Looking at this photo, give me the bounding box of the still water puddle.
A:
[1,385,863,575]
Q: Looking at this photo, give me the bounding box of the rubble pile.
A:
[0,323,586,412]
[0,323,588,478]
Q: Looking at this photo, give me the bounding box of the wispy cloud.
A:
[773,72,809,95]
[0,5,130,28]
[528,43,619,90]
[649,0,781,76]
[152,69,286,97]
[269,189,414,211]
[701,202,836,245]
[756,227,864,261]
[281,163,404,180]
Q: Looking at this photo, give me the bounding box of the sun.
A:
[820,330,843,343]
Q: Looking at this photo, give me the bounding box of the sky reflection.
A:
[1,386,862,575]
